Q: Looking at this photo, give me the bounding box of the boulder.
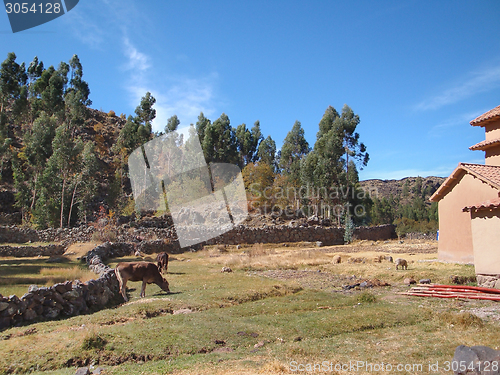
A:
[404,278,416,285]
[452,345,500,374]
[75,367,90,375]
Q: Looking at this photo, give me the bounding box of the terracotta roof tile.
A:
[470,105,500,126]
[463,197,500,212]
[469,138,500,151]
[430,163,500,202]
[461,163,500,186]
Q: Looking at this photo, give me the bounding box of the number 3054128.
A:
[5,3,62,14]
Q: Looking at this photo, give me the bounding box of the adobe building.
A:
[430,105,500,283]
[463,198,500,287]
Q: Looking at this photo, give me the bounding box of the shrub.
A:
[344,215,354,244]
[82,333,107,350]
[107,110,116,117]
[357,291,377,303]
[436,312,483,329]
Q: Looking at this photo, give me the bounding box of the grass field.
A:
[1,240,499,375]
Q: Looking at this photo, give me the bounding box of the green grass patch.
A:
[0,257,95,297]
[0,244,499,375]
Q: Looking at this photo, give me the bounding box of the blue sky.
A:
[2,0,500,180]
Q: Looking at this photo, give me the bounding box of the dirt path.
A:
[63,242,100,260]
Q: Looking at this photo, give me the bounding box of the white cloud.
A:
[415,64,500,111]
[121,39,218,132]
[428,109,490,137]
[123,37,150,72]
[63,4,106,49]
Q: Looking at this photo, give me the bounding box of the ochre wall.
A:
[484,121,500,142]
[482,121,500,166]
[485,147,500,167]
[438,172,499,263]
[470,209,500,275]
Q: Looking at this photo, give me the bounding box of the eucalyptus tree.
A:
[14,112,57,214]
[301,105,369,221]
[257,135,277,170]
[70,141,99,226]
[165,114,180,133]
[235,120,263,168]
[42,122,83,228]
[278,120,310,187]
[201,113,238,165]
[195,112,211,145]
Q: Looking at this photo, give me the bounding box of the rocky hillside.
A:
[0,107,127,222]
[359,176,445,204]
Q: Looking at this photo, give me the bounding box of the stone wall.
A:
[476,274,500,288]
[0,226,39,243]
[0,243,120,331]
[0,244,66,257]
[1,223,397,248]
[353,224,397,241]
[204,225,345,246]
[0,240,182,330]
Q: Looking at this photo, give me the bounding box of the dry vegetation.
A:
[0,239,498,375]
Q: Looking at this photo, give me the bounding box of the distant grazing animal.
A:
[395,258,408,270]
[385,255,393,263]
[156,252,169,274]
[115,262,170,302]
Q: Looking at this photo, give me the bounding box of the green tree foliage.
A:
[0,53,27,175]
[195,112,211,145]
[0,52,27,117]
[0,52,441,231]
[402,180,409,197]
[66,54,91,106]
[235,120,263,168]
[14,112,57,215]
[135,91,156,127]
[165,114,180,133]
[302,105,369,223]
[413,176,423,197]
[45,123,84,228]
[257,135,277,170]
[370,196,395,225]
[201,113,238,165]
[70,141,99,226]
[278,120,309,187]
[114,92,155,157]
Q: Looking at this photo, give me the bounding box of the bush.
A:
[82,333,107,350]
[107,110,116,117]
[344,215,354,244]
[357,291,377,303]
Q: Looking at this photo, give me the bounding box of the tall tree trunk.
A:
[30,172,38,211]
[68,178,81,227]
[60,177,66,228]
